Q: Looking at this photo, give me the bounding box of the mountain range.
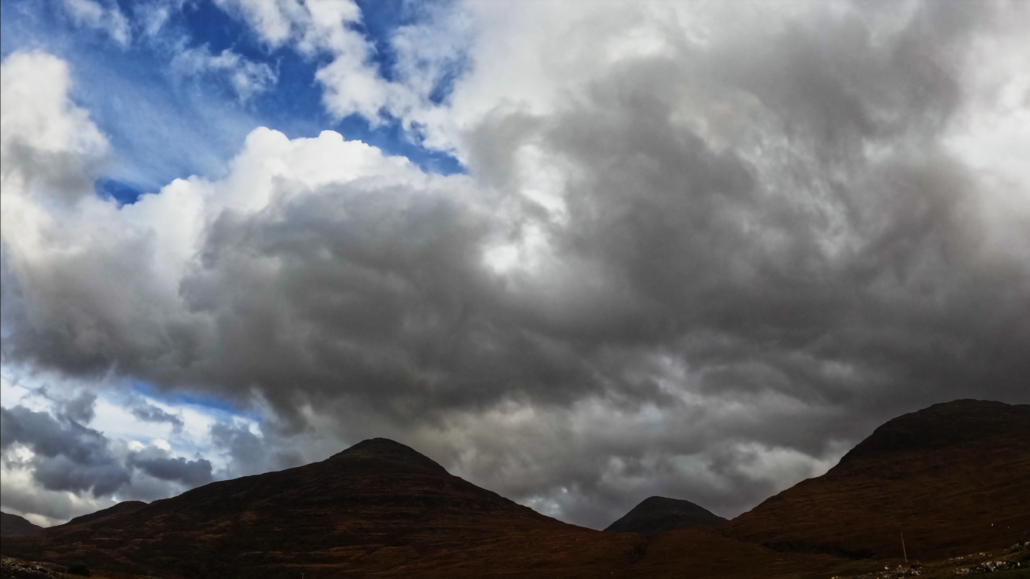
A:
[1,399,1026,578]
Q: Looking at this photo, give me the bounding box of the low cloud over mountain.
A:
[1,0,1028,528]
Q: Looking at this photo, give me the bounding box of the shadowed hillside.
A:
[2,401,1026,578]
[0,438,846,578]
[605,496,726,534]
[0,439,646,578]
[0,513,41,537]
[723,400,1030,560]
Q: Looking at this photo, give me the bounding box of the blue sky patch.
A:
[1,0,464,201]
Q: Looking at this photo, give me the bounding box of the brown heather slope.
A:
[723,399,1030,561]
[605,496,727,534]
[0,438,846,579]
[0,513,42,537]
[627,529,849,579]
[62,501,148,527]
[0,439,644,578]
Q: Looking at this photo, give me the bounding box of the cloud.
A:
[2,0,1029,529]
[213,0,392,119]
[0,400,223,518]
[61,0,132,47]
[171,45,279,103]
[209,421,304,478]
[128,448,213,487]
[211,0,473,124]
[0,51,110,202]
[0,459,118,526]
[0,405,130,496]
[60,391,97,424]
[129,401,184,432]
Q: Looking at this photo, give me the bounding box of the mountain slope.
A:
[0,513,42,537]
[723,399,1030,560]
[62,501,147,527]
[605,496,727,534]
[0,438,647,578]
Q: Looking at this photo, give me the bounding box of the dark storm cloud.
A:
[209,422,305,477]
[1,0,1028,528]
[129,451,213,487]
[61,391,98,424]
[130,402,184,432]
[0,404,218,508]
[17,386,98,424]
[0,405,130,496]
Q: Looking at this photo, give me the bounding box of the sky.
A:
[0,0,1028,530]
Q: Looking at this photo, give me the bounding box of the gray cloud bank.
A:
[2,1,1029,528]
[0,401,212,519]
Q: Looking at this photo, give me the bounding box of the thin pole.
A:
[901,532,908,562]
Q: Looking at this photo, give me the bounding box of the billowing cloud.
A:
[2,0,1029,529]
[0,405,130,496]
[0,396,221,520]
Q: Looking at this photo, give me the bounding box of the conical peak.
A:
[333,437,448,474]
[345,437,424,455]
[640,496,680,506]
[636,496,711,510]
[605,495,727,533]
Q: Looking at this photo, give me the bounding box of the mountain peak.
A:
[605,496,727,534]
[329,437,448,474]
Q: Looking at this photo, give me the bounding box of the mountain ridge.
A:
[2,400,1026,577]
[0,512,42,537]
[722,399,1030,560]
[1,436,643,577]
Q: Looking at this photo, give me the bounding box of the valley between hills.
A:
[1,399,1027,579]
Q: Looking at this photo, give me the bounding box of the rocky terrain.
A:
[723,400,1030,561]
[604,496,727,534]
[0,557,89,579]
[831,540,1030,578]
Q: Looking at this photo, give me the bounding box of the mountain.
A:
[62,501,147,527]
[0,512,42,537]
[0,438,648,578]
[605,496,727,534]
[5,400,1025,577]
[723,399,1030,560]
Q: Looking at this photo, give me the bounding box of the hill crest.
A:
[0,512,42,537]
[605,496,727,534]
[723,399,1030,559]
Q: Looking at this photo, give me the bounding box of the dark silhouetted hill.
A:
[62,501,147,528]
[0,513,41,537]
[5,401,1024,578]
[605,496,727,534]
[0,439,649,577]
[723,399,1030,560]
